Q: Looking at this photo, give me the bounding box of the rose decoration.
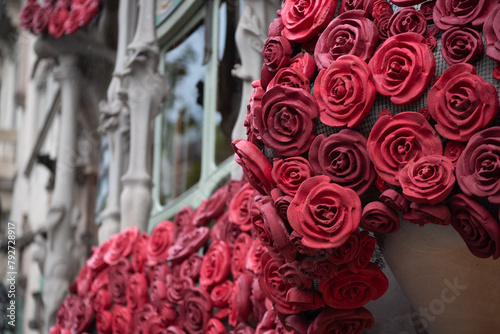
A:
[367,111,443,186]
[348,231,377,273]
[374,12,391,41]
[314,10,379,69]
[402,202,451,226]
[108,259,130,305]
[289,52,316,80]
[288,175,361,249]
[179,253,203,281]
[339,0,376,15]
[372,0,393,20]
[388,7,427,37]
[441,27,483,65]
[32,3,54,34]
[207,318,227,334]
[456,127,500,203]
[193,185,228,227]
[271,157,313,196]
[231,233,252,279]
[126,273,148,310]
[444,141,465,167]
[200,241,231,291]
[147,220,174,266]
[309,130,375,195]
[131,233,149,273]
[449,194,500,259]
[267,67,311,91]
[361,201,400,234]
[111,305,132,334]
[427,63,498,142]
[262,36,292,73]
[104,226,139,265]
[307,307,374,334]
[96,310,112,334]
[484,4,500,62]
[379,189,410,212]
[228,183,256,231]
[369,32,436,105]
[433,0,495,31]
[179,287,213,334]
[313,55,376,128]
[166,226,210,263]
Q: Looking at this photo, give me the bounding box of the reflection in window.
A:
[160,24,205,204]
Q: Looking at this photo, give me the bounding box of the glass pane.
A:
[160,23,205,205]
[156,0,183,25]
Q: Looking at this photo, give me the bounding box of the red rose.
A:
[193,185,228,227]
[147,220,174,265]
[75,264,94,297]
[111,305,132,334]
[180,287,213,334]
[400,155,455,204]
[132,304,156,333]
[272,157,313,196]
[367,112,443,186]
[86,241,110,271]
[309,130,375,195]
[96,310,112,334]
[228,183,256,232]
[210,280,234,308]
[313,55,376,128]
[484,4,500,62]
[379,189,410,212]
[149,279,168,308]
[369,32,436,105]
[230,323,255,334]
[256,86,319,157]
[427,63,498,142]
[441,27,483,65]
[433,0,495,31]
[307,308,374,334]
[166,326,186,334]
[250,198,280,258]
[339,0,375,15]
[288,175,361,249]
[388,7,427,37]
[245,82,265,146]
[90,267,109,296]
[49,6,69,38]
[232,139,275,195]
[131,233,149,273]
[325,231,361,265]
[278,261,313,289]
[167,226,210,263]
[166,275,194,304]
[246,238,266,274]
[32,4,53,34]
[144,314,168,334]
[281,0,338,43]
[420,1,436,21]
[269,16,284,37]
[450,194,500,259]
[289,52,316,80]
[173,206,195,238]
[347,231,377,273]
[314,10,378,69]
[206,318,227,334]
[68,297,94,334]
[19,2,41,30]
[262,36,292,73]
[374,13,391,41]
[444,140,465,167]
[228,273,254,326]
[426,36,437,51]
[372,0,393,20]
[402,202,451,226]
[361,201,400,234]
[143,262,169,284]
[76,0,100,27]
[126,273,148,310]
[456,127,500,203]
[179,252,203,280]
[158,301,178,327]
[211,212,241,249]
[104,226,139,265]
[273,191,293,222]
[319,263,389,309]
[93,289,111,312]
[200,241,231,291]
[108,259,130,305]
[267,67,311,91]
[63,7,81,34]
[231,233,252,279]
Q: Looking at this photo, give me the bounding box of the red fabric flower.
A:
[149,279,168,308]
[402,202,451,226]
[369,32,436,105]
[313,55,376,128]
[288,175,361,249]
[179,253,203,281]
[92,289,111,312]
[314,10,378,69]
[374,13,391,41]
[228,273,254,326]
[206,318,227,334]
[246,237,266,274]
[111,305,132,334]
[449,194,500,259]
[108,259,130,305]
[210,280,234,308]
[193,185,228,226]
[361,201,400,234]
[420,1,436,21]
[166,226,210,263]
[281,0,338,43]
[228,183,256,232]
[319,263,389,309]
[86,241,110,271]
[441,27,483,65]
[75,0,100,27]
[267,67,311,91]
[379,189,410,212]
[309,130,375,195]
[96,310,112,334]
[48,5,69,38]
[131,233,149,273]
[173,206,195,238]
[104,226,139,265]
[32,3,53,34]
[325,231,361,265]
[63,7,81,34]
[166,275,194,304]
[427,63,498,142]
[484,4,500,62]
[19,2,41,30]
[347,231,377,273]
[262,36,292,73]
[268,16,284,37]
[200,241,231,291]
[166,326,186,334]
[68,297,94,334]
[433,0,495,31]
[231,233,252,279]
[307,308,374,334]
[272,157,313,196]
[147,220,174,266]
[255,86,319,157]
[179,287,213,334]
[367,111,443,186]
[126,273,148,310]
[289,52,316,80]
[388,7,427,37]
[372,0,393,20]
[339,0,376,15]
[444,141,465,167]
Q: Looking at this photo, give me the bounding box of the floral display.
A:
[19,0,102,37]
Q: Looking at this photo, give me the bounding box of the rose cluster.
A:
[19,0,101,37]
[237,0,500,332]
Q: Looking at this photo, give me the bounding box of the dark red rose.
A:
[484,4,500,62]
[104,226,139,265]
[449,194,500,259]
[361,201,400,234]
[367,112,443,186]
[147,220,174,265]
[456,127,500,203]
[312,257,338,280]
[173,206,195,238]
[426,36,437,51]
[230,323,255,334]
[427,63,498,142]
[90,267,109,296]
[232,139,275,195]
[179,252,203,280]
[210,280,234,308]
[314,10,379,69]
[19,2,41,30]
[267,67,311,91]
[144,314,168,334]
[374,13,391,41]
[126,273,148,310]
[93,289,111,312]
[402,202,451,226]
[48,6,69,38]
[281,0,338,43]
[109,259,130,305]
[75,264,94,297]
[200,241,231,291]
[272,157,313,196]
[347,231,377,273]
[309,130,375,195]
[278,261,313,289]
[246,237,266,274]
[228,183,256,232]
[289,231,316,257]
[400,155,455,204]
[379,189,410,212]
[56,295,78,329]
[420,1,436,21]
[180,287,213,334]
[232,233,252,279]
[32,3,53,34]
[288,175,361,249]
[339,0,376,15]
[206,318,226,334]
[250,198,281,259]
[388,7,427,37]
[211,212,241,249]
[269,16,284,37]
[427,25,440,37]
[313,55,376,128]
[372,0,393,20]
[228,273,253,326]
[433,0,495,31]
[319,263,389,309]
[166,226,210,263]
[441,27,483,65]
[245,81,265,146]
[444,141,465,167]
[96,310,112,334]
[262,36,292,73]
[143,262,169,284]
[273,191,293,222]
[375,175,390,192]
[111,305,132,334]
[255,86,319,157]
[68,297,94,334]
[326,230,360,265]
[369,32,436,105]
[289,52,316,80]
[307,308,374,334]
[166,275,194,304]
[63,7,81,34]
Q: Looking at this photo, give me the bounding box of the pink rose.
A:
[420,1,436,21]
[374,13,391,41]
[92,289,111,312]
[68,297,94,334]
[63,7,81,35]
[441,27,483,65]
[347,231,377,273]
[166,275,194,304]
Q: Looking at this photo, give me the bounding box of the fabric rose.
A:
[144,262,169,284]
[313,55,376,128]
[231,233,252,279]
[367,111,443,186]
[427,63,498,142]
[374,13,391,41]
[278,261,313,289]
[232,139,275,195]
[206,318,227,334]
[210,280,234,308]
[147,220,174,265]
[179,287,213,334]
[370,32,435,105]
[388,7,427,37]
[179,253,203,280]
[144,314,168,334]
[104,226,139,265]
[200,241,231,291]
[325,231,361,265]
[309,130,375,195]
[193,185,228,227]
[86,241,110,271]
[76,0,100,27]
[111,305,132,334]
[347,231,376,273]
[456,127,500,203]
[92,289,111,312]
[108,259,130,305]
[126,273,148,310]
[132,304,157,333]
[372,0,393,20]
[433,0,495,31]
[280,0,338,43]
[399,155,455,205]
[307,308,374,334]
[150,279,168,308]
[484,5,500,62]
[245,81,265,146]
[314,10,378,69]
[32,4,53,34]
[75,264,94,297]
[272,157,313,196]
[166,226,210,263]
[319,263,389,309]
[158,301,178,327]
[49,5,69,38]
[173,206,195,238]
[339,0,375,15]
[402,202,451,226]
[288,175,361,249]
[166,326,186,334]
[90,267,109,296]
[289,231,316,257]
[289,52,316,80]
[267,67,311,91]
[96,310,112,334]
[166,275,194,304]
[211,212,241,249]
[361,201,400,234]
[63,7,81,35]
[441,27,483,65]
[449,194,500,259]
[246,238,266,274]
[379,189,410,212]
[268,15,284,37]
[19,2,41,30]
[130,233,149,273]
[228,183,256,232]
[262,36,292,73]
[228,273,254,326]
[444,141,465,167]
[420,1,435,21]
[68,297,94,334]
[255,86,319,157]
